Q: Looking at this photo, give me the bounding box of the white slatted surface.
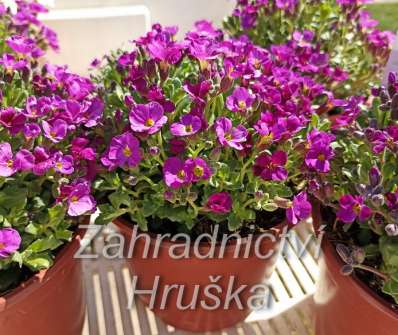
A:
[81,222,317,335]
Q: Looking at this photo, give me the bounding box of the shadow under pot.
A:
[114,217,287,332]
[0,229,86,335]
[312,205,398,335]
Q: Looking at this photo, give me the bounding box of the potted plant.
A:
[92,21,336,331]
[310,72,398,334]
[224,0,393,97]
[0,2,99,334]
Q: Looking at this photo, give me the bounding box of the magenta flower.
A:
[66,182,96,216]
[14,149,35,172]
[215,117,248,150]
[53,152,74,175]
[286,192,312,225]
[42,119,68,143]
[0,228,21,258]
[24,123,41,139]
[226,87,255,113]
[185,158,212,182]
[147,38,183,64]
[0,107,26,135]
[183,80,212,104]
[0,143,16,177]
[6,35,35,55]
[386,190,398,210]
[170,114,202,137]
[305,143,334,173]
[129,102,167,134]
[0,53,27,72]
[101,132,142,171]
[169,138,187,155]
[32,147,53,176]
[337,195,372,224]
[206,192,232,214]
[163,157,192,189]
[71,138,96,161]
[253,151,288,181]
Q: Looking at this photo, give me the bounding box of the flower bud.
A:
[369,166,381,187]
[385,224,398,237]
[353,131,365,139]
[371,194,385,207]
[149,146,160,156]
[355,183,367,195]
[124,176,138,186]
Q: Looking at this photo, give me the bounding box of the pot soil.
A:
[0,229,86,335]
[114,217,287,332]
[312,204,398,335]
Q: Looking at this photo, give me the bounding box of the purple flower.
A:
[14,149,35,172]
[0,228,21,258]
[66,182,96,216]
[337,195,372,224]
[71,138,96,161]
[163,157,192,189]
[42,119,68,143]
[206,192,232,214]
[129,102,167,134]
[32,147,53,176]
[253,151,288,181]
[53,152,74,175]
[0,107,26,135]
[305,143,334,173]
[185,158,212,182]
[169,138,187,155]
[101,132,142,171]
[286,192,312,225]
[6,35,35,55]
[170,114,202,136]
[0,53,27,72]
[0,143,17,177]
[24,123,41,139]
[226,86,255,113]
[276,0,299,13]
[215,117,248,150]
[183,80,212,104]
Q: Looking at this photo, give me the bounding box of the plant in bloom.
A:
[309,72,398,305]
[92,22,338,239]
[0,1,99,296]
[224,0,393,97]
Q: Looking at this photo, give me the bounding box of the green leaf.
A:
[109,190,131,209]
[47,204,66,228]
[25,235,62,253]
[0,186,27,210]
[24,253,53,271]
[228,213,241,231]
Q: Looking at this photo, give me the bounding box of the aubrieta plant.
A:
[224,0,394,97]
[92,21,338,236]
[0,1,100,295]
[311,72,398,305]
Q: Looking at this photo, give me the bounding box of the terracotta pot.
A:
[312,204,398,335]
[0,229,86,335]
[114,217,286,332]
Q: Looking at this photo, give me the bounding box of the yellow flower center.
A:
[71,196,79,203]
[259,133,274,146]
[185,124,193,133]
[225,133,233,141]
[238,100,246,109]
[177,170,186,179]
[254,59,261,69]
[123,146,132,157]
[50,131,57,138]
[7,159,13,168]
[56,162,63,169]
[353,203,361,214]
[194,166,204,177]
[0,242,5,250]
[145,118,155,127]
[318,154,326,161]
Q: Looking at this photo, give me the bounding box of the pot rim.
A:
[313,201,398,317]
[0,227,86,312]
[114,216,288,251]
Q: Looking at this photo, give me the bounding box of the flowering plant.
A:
[92,21,338,238]
[311,72,398,305]
[224,0,394,97]
[0,1,99,295]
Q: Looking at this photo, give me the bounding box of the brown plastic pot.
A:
[114,217,287,332]
[0,229,86,335]
[312,204,398,335]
